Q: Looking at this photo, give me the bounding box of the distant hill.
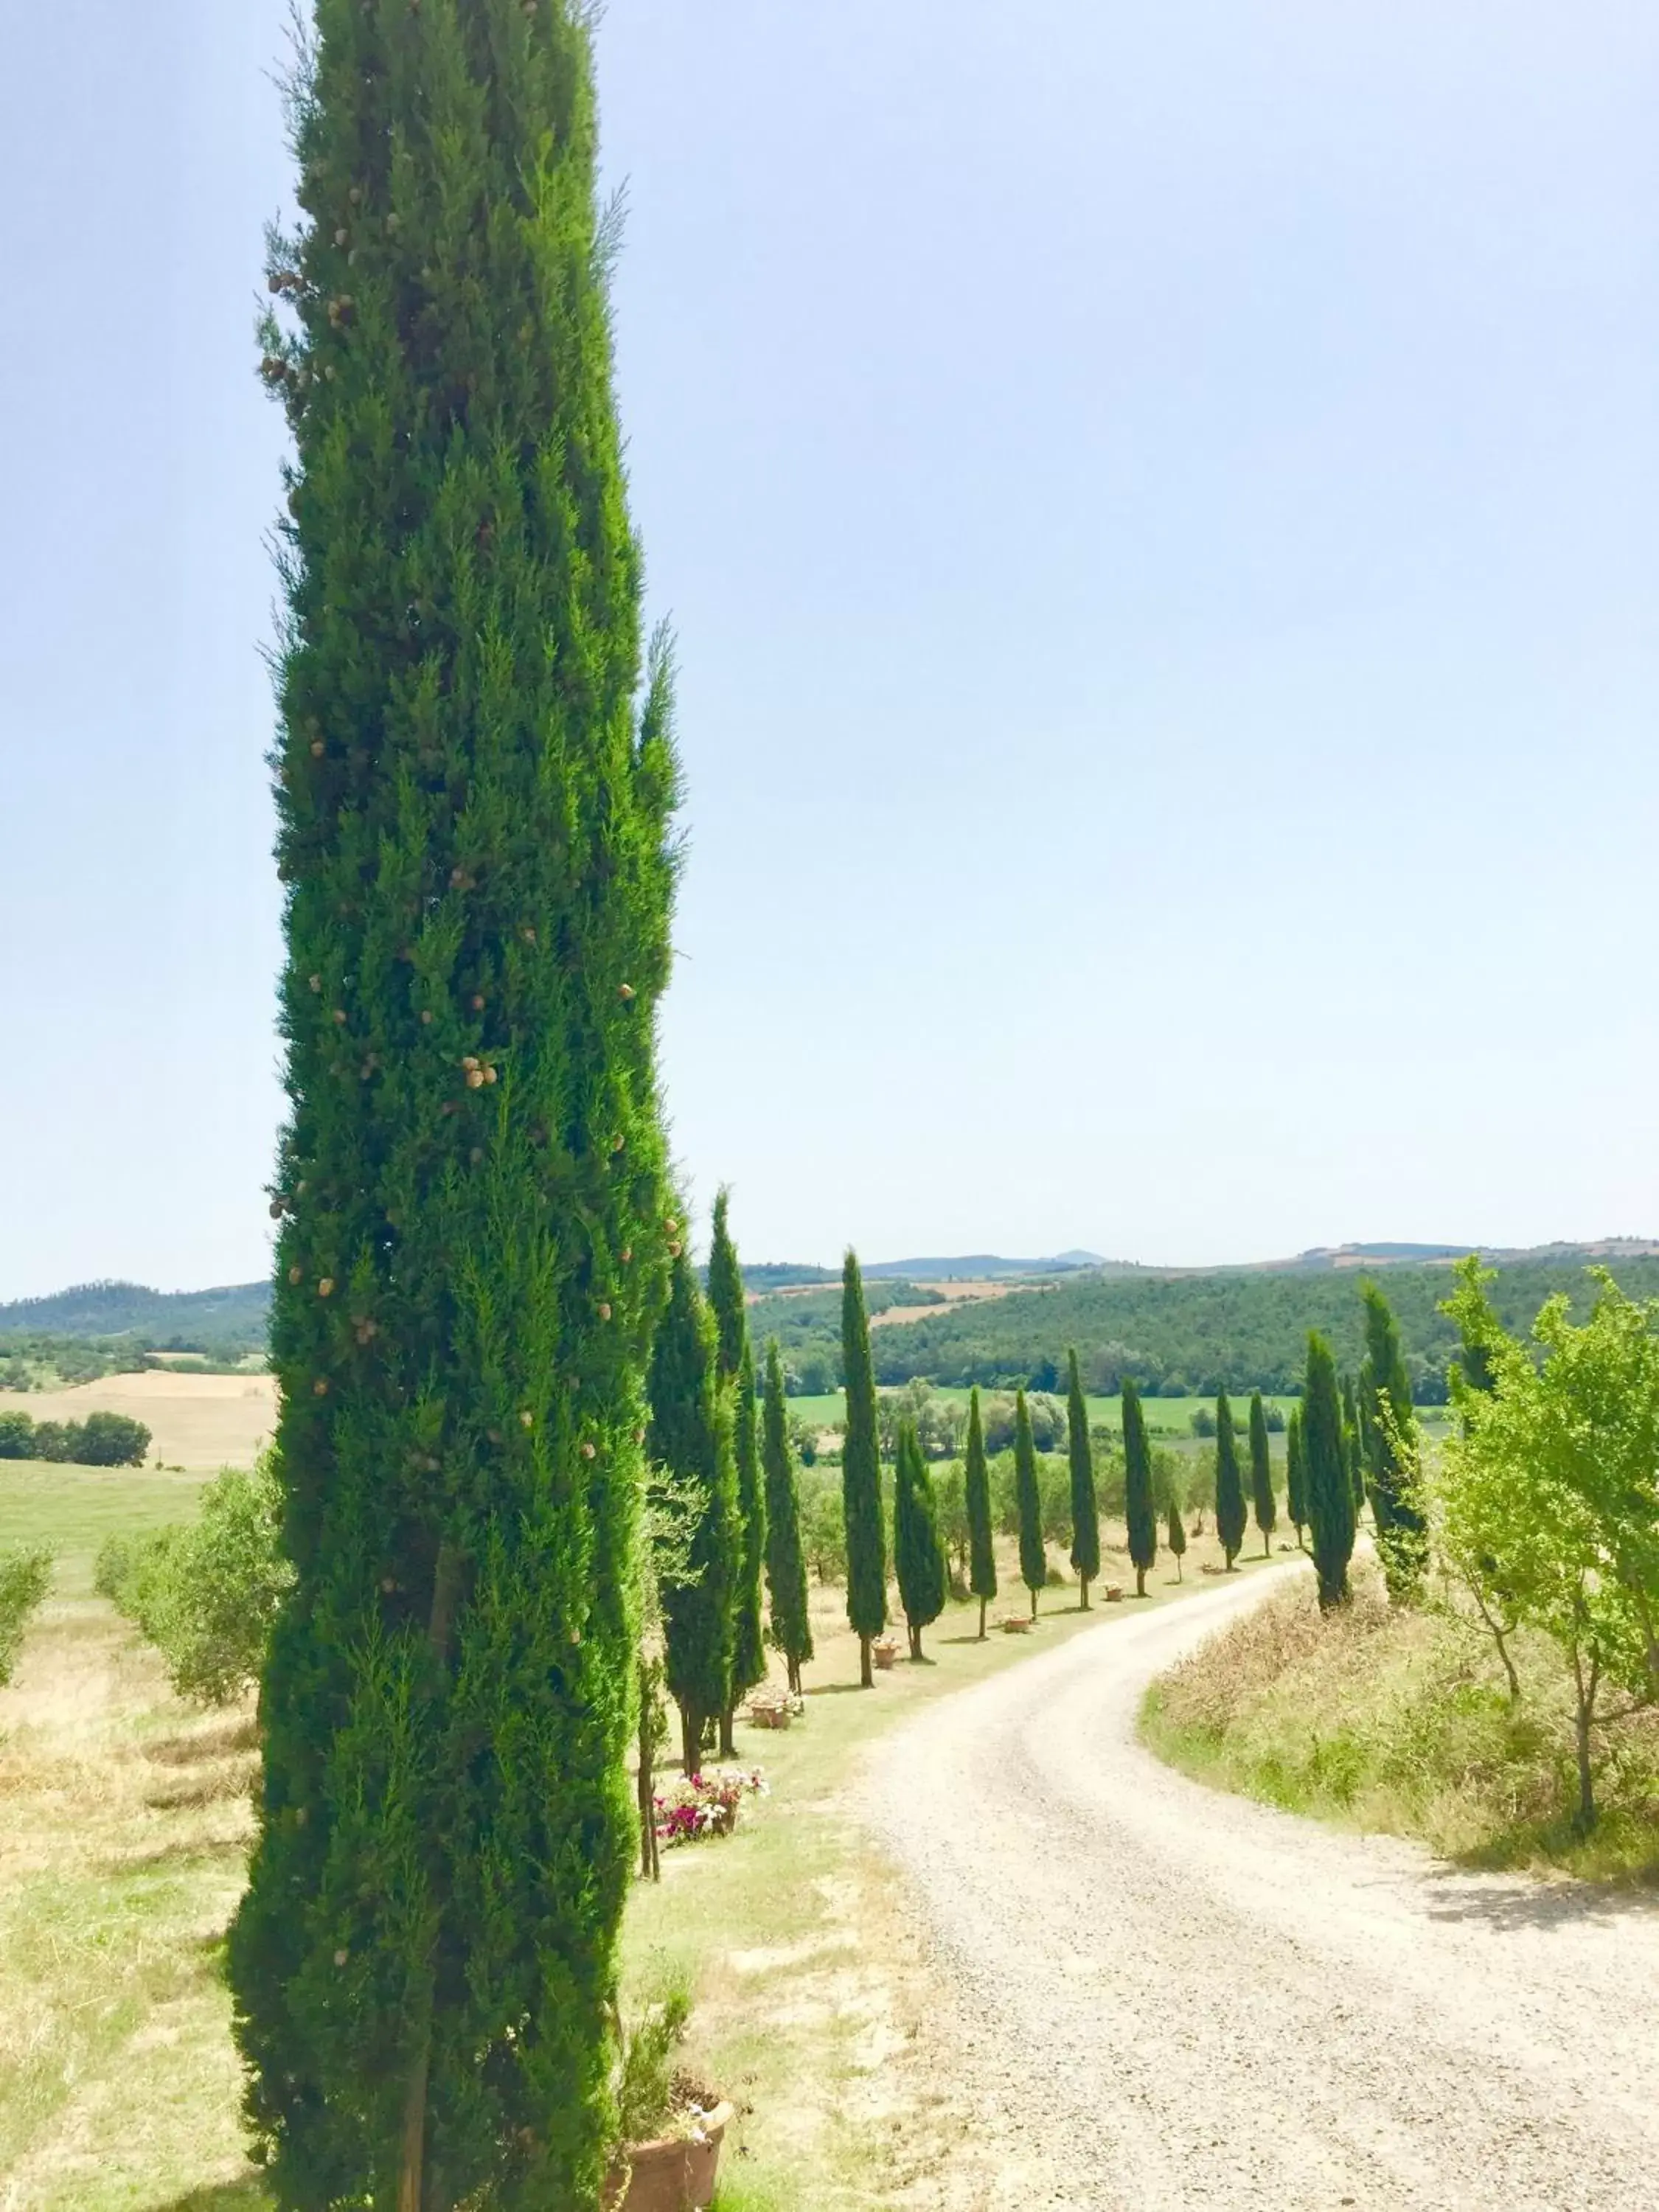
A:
[863,1253,1105,1281]
[0,1279,271,1354]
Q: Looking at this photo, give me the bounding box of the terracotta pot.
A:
[872,1641,900,1670]
[615,2103,734,2212]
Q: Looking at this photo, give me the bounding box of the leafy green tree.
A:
[1014,1388,1046,1615]
[0,1546,52,1687]
[1358,1281,1426,1600]
[841,1253,888,1684]
[1166,1492,1187,1580]
[1214,1392,1247,1568]
[1285,1405,1307,1548]
[760,1342,813,1694]
[1248,1390,1276,1557]
[1121,1380,1158,1597]
[964,1386,997,1637]
[1065,1347,1101,1607]
[893,1420,948,1660]
[648,1257,737,1776]
[229,7,679,2200]
[1303,1333,1357,1609]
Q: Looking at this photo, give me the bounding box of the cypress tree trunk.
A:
[1214,1392,1248,1568]
[964,1386,997,1637]
[1065,1349,1101,1609]
[1248,1389,1276,1557]
[1014,1388,1046,1617]
[841,1254,887,1683]
[893,1420,947,1662]
[1121,1380,1158,1597]
[1303,1332,1357,1610]
[759,1340,813,1691]
[230,10,677,2204]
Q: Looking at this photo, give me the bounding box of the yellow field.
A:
[0,1372,277,1473]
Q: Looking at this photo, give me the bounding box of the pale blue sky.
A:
[3,1,1656,1300]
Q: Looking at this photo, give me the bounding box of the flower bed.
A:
[653,1767,768,1849]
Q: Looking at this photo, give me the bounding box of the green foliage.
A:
[1248,1390,1276,1555]
[1013,1389,1046,1610]
[841,1254,888,1663]
[1213,1393,1247,1567]
[1065,1349,1101,1595]
[228,6,681,2195]
[0,1411,151,1467]
[1359,1281,1425,1599]
[1165,1492,1187,1571]
[0,1545,52,1688]
[1285,1405,1307,1538]
[102,1458,293,1705]
[1303,1333,1357,1608]
[613,1972,692,2146]
[1121,1381,1158,1594]
[650,1259,737,1752]
[759,1343,813,1691]
[729,1349,768,1706]
[892,1422,947,1655]
[706,1191,746,1382]
[964,1388,997,1621]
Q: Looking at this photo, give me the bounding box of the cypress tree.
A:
[1214,1391,1248,1568]
[229,10,678,2202]
[1065,1347,1101,1607]
[841,1252,887,1685]
[647,1256,737,1776]
[892,1419,947,1660]
[1166,1489,1187,1579]
[1341,1372,1366,1516]
[705,1186,746,1378]
[706,1191,765,1749]
[1248,1389,1276,1557]
[1358,1280,1426,1601]
[759,1341,813,1694]
[1285,1404,1307,1548]
[964,1385,997,1638]
[1121,1380,1158,1597]
[1014,1387,1046,1617]
[1303,1331,1356,1610]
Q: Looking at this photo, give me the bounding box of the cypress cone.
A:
[892,1419,947,1660]
[1065,1347,1101,1607]
[841,1252,887,1683]
[1014,1387,1046,1617]
[1121,1379,1158,1596]
[964,1385,997,1638]
[1214,1391,1248,1568]
[759,1340,813,1694]
[1285,1402,1307,1548]
[229,8,678,2202]
[1248,1388,1276,1557]
[1303,1331,1356,1610]
[647,1255,737,1775]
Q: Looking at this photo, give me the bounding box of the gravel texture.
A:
[862,1568,1659,2211]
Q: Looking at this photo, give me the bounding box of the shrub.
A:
[615,1975,692,2145]
[0,1411,35,1459]
[0,1410,151,1466]
[0,1546,53,1686]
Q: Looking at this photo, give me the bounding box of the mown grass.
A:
[1141,1560,1659,1883]
[0,1461,209,1599]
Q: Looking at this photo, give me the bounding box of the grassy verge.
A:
[1,1464,1267,2206]
[1141,1560,1659,1884]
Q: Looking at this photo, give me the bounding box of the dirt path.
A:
[862,1568,1659,2211]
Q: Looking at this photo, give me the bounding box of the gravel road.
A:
[863,1568,1659,2211]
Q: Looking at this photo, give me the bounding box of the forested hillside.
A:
[0,1280,271,1357]
[752,1256,1659,1399]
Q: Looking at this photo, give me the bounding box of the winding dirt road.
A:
[863,1568,1659,2211]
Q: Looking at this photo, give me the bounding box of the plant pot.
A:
[999,1615,1032,1635]
[614,2102,734,2212]
[872,1641,900,1670]
[1103,1585,1124,1602]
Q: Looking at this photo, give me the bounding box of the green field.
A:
[0,1461,209,1596]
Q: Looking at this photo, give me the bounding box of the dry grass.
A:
[0,1373,276,1474]
[1143,1559,1659,1882]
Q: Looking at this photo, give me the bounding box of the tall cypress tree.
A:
[1341,1372,1366,1516]
[1121,1380,1158,1596]
[647,1256,737,1776]
[892,1420,947,1660]
[759,1341,813,1694]
[1248,1389,1276,1557]
[964,1385,997,1638]
[1303,1331,1356,1610]
[1285,1403,1307,1549]
[841,1252,887,1685]
[706,1191,765,1748]
[1358,1280,1426,1601]
[1214,1391,1247,1568]
[229,10,678,2203]
[1065,1348,1101,1607]
[1166,1488,1187,1579]
[1014,1387,1046,1617]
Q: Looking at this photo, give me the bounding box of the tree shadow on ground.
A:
[1419,1865,1659,1931]
[155,2179,269,2212]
